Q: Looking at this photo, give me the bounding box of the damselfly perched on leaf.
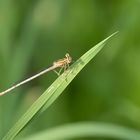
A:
[0,53,72,96]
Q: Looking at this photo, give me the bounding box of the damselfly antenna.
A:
[0,53,72,96]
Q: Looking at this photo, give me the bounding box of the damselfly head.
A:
[65,53,72,64]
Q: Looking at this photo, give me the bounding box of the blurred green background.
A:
[0,0,140,139]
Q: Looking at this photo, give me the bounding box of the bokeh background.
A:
[0,0,140,139]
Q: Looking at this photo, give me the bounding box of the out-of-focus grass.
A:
[21,122,140,140]
[0,0,140,140]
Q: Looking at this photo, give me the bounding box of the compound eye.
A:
[65,53,69,57]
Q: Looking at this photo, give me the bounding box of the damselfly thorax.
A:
[53,53,72,67]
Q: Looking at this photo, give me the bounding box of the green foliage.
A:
[0,1,140,140]
[2,32,117,140]
[21,122,140,140]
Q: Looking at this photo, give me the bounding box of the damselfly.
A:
[0,53,72,96]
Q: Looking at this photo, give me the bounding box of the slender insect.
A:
[0,53,72,96]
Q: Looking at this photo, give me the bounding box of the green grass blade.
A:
[21,122,140,140]
[2,32,118,140]
[40,31,118,113]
